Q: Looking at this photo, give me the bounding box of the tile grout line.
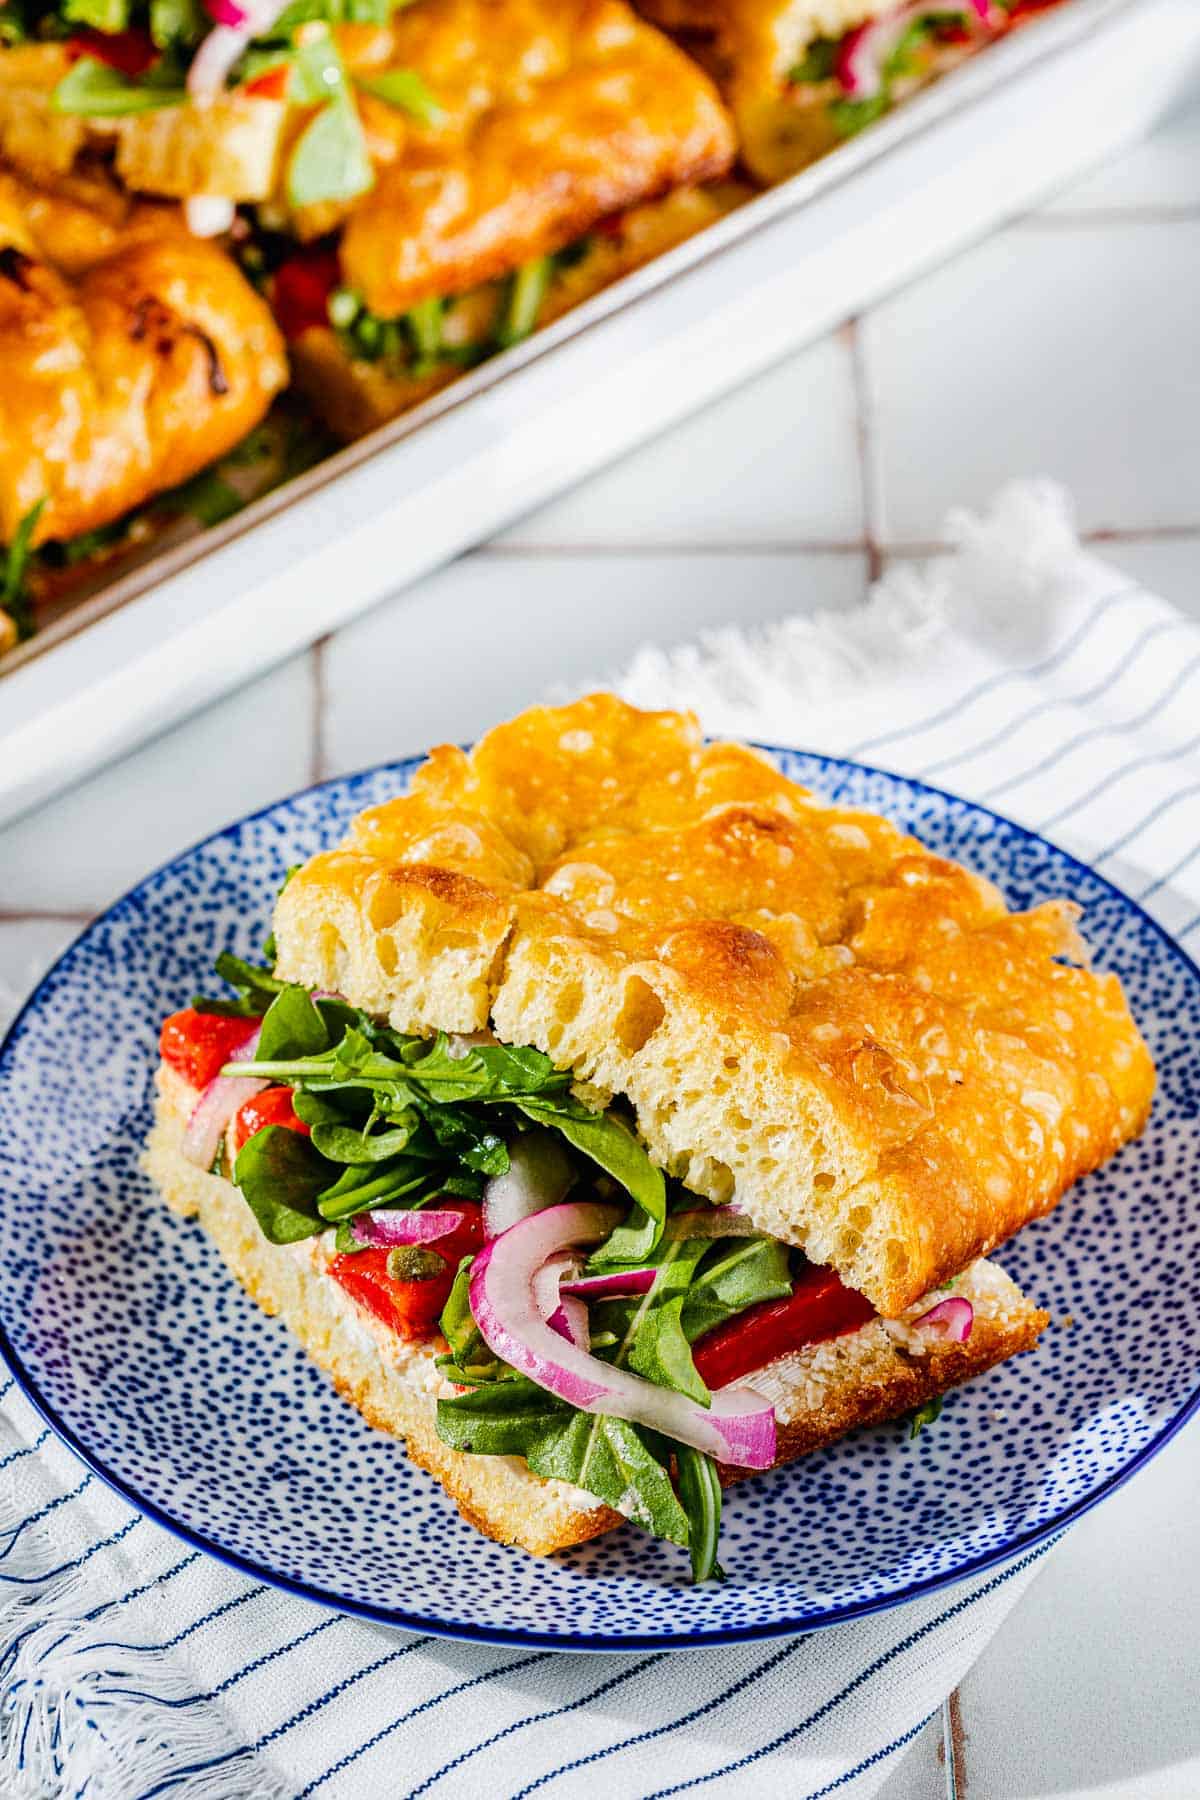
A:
[462,521,1200,560]
[478,540,872,558]
[0,908,94,925]
[941,1690,968,1799]
[843,315,883,585]
[1015,206,1200,229]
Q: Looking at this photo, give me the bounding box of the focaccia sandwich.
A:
[144,694,1153,1577]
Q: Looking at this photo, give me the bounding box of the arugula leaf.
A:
[355,67,442,126]
[163,466,244,529]
[315,1153,440,1221]
[289,30,345,103]
[497,256,552,350]
[829,93,889,138]
[271,0,396,31]
[63,0,130,31]
[255,984,331,1063]
[528,1410,691,1545]
[411,1098,507,1175]
[437,1375,569,1454]
[233,1126,333,1243]
[675,1445,724,1584]
[626,1239,712,1407]
[53,57,185,116]
[399,1033,568,1104]
[908,1395,944,1440]
[293,1089,419,1164]
[436,1381,691,1547]
[288,92,373,209]
[680,1238,793,1341]
[520,1098,666,1262]
[150,0,207,48]
[788,36,838,83]
[1,499,44,641]
[193,951,285,1018]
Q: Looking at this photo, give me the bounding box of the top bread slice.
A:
[272,693,1154,1316]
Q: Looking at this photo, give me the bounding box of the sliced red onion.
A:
[482,1130,573,1239]
[532,1252,590,1349]
[913,1296,974,1342]
[204,0,250,26]
[180,1023,264,1170]
[664,1207,761,1241]
[548,1299,589,1349]
[470,1203,777,1469]
[837,2,991,100]
[350,1207,473,1249]
[186,0,289,101]
[560,1267,658,1300]
[184,195,236,237]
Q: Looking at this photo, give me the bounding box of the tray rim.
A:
[1,743,1196,1652]
[0,0,1143,684]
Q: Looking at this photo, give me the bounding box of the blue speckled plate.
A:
[1,750,1197,1652]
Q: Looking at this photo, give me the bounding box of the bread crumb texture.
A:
[272,694,1153,1315]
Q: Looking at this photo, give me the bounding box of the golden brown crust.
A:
[274,693,1155,1316]
[336,0,735,314]
[0,173,287,544]
[290,184,747,441]
[143,1067,1046,1556]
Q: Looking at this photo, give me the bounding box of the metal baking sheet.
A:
[2,0,1197,828]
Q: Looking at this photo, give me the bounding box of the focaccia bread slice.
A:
[0,170,286,545]
[0,43,290,201]
[288,184,747,441]
[636,1,1019,185]
[272,694,1154,1317]
[333,0,736,314]
[144,1064,1047,1555]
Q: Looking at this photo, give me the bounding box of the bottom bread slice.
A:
[143,1067,1049,1557]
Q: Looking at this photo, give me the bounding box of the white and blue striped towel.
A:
[2,481,1196,1800]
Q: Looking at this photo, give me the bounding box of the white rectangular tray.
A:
[2,0,1197,829]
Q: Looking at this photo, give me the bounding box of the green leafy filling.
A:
[324,241,585,381]
[1,501,46,643]
[908,1394,944,1439]
[192,948,801,1578]
[788,11,977,141]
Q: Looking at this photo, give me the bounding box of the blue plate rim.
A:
[1,744,1197,1653]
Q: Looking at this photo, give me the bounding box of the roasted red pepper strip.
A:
[692,1264,875,1390]
[243,62,291,100]
[229,1085,310,1159]
[329,1206,485,1343]
[159,1009,259,1091]
[66,27,158,75]
[271,248,341,341]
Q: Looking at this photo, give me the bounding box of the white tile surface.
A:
[1042,87,1200,214]
[1083,534,1200,624]
[0,654,313,916]
[864,221,1200,542]
[499,331,863,549]
[957,1416,1200,1800]
[321,550,867,772]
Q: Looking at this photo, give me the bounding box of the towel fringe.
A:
[0,1422,288,1800]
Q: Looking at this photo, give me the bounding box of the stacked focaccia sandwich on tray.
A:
[144,694,1154,1578]
[1,0,1065,654]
